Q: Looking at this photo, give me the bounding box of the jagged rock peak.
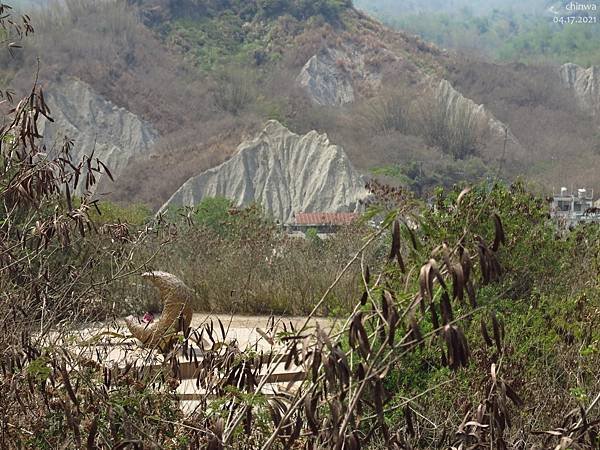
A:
[40,77,159,194]
[160,120,369,223]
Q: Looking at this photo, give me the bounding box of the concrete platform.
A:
[59,314,331,414]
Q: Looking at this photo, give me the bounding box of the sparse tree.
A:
[212,65,257,115]
[360,89,411,135]
[416,89,487,160]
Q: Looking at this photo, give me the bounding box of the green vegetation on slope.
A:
[2,17,600,437]
[153,0,353,70]
[371,157,492,196]
[354,0,549,16]
[357,1,600,66]
[161,0,353,22]
[5,0,599,209]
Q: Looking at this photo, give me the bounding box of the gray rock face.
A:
[160,120,369,223]
[297,45,386,106]
[560,63,600,116]
[297,48,356,106]
[437,79,524,154]
[39,77,159,194]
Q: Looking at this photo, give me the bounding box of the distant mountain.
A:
[354,1,600,67]
[3,0,598,208]
[353,0,551,17]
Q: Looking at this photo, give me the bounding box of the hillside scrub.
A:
[361,1,600,67]
[1,55,600,445]
[3,0,463,209]
[5,0,598,209]
[2,6,600,446]
[162,0,354,22]
[415,91,487,160]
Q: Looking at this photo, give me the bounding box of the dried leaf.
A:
[360,291,368,306]
[492,213,506,252]
[389,220,400,261]
[491,312,503,353]
[456,187,471,207]
[481,320,493,347]
[440,291,453,325]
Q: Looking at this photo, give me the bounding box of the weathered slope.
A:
[297,43,389,106]
[437,79,524,157]
[297,47,357,106]
[160,121,368,223]
[294,14,447,108]
[559,63,600,117]
[445,58,600,190]
[40,77,159,194]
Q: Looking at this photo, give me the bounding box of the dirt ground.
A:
[189,313,331,330]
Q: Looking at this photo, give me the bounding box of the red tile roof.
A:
[293,212,359,226]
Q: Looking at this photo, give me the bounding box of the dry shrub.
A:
[284,21,337,68]
[448,58,600,187]
[358,87,412,135]
[12,0,210,135]
[211,66,259,115]
[414,86,488,160]
[0,13,189,445]
[128,215,378,316]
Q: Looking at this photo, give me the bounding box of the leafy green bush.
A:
[379,181,600,443]
[89,201,151,226]
[193,196,233,232]
[257,0,352,21]
[371,157,492,197]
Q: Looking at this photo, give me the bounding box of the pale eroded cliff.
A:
[160,121,369,223]
[40,77,159,194]
[560,63,600,117]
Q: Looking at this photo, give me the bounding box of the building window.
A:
[558,200,570,212]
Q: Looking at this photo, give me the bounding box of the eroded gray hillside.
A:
[297,44,391,106]
[295,43,523,158]
[40,78,159,194]
[437,79,525,158]
[297,48,356,106]
[560,63,600,117]
[161,121,369,223]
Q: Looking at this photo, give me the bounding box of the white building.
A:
[550,187,599,227]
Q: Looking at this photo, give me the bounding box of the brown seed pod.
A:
[492,213,506,252]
